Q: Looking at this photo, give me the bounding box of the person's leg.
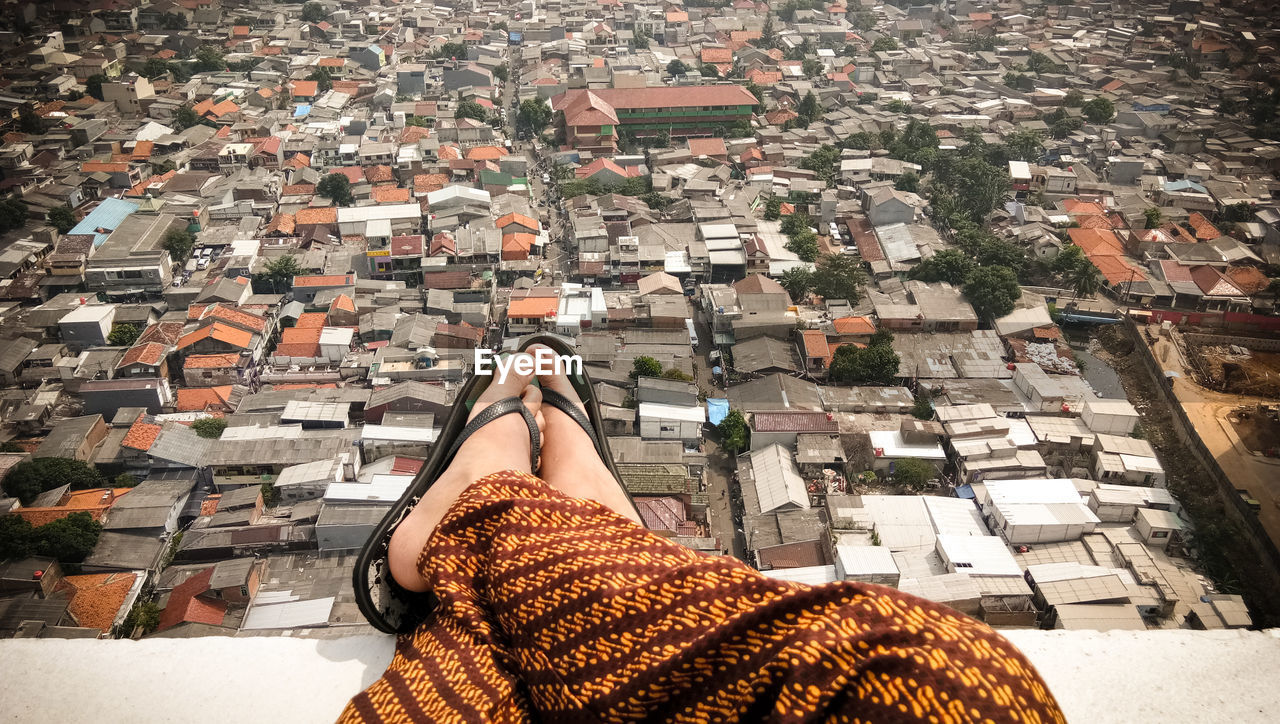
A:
[386,363,545,592]
[340,360,546,723]
[427,364,1064,722]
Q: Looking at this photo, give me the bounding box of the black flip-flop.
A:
[526,334,642,522]
[352,336,640,634]
[353,369,541,634]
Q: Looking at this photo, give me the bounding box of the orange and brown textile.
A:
[340,471,1064,723]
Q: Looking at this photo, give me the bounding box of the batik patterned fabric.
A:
[340,471,1064,723]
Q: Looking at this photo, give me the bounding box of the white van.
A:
[686,318,699,348]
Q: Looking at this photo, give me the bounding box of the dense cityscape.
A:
[0,0,1279,718]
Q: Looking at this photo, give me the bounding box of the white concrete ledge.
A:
[1,629,1278,722]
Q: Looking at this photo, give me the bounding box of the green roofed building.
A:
[551,85,758,155]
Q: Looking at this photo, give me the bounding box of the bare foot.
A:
[534,348,644,526]
[387,356,545,592]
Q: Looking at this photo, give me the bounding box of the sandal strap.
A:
[445,397,540,469]
[540,389,601,451]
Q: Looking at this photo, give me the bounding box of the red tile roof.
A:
[175,386,233,412]
[290,80,319,97]
[176,322,253,351]
[293,274,354,287]
[800,329,830,359]
[121,419,162,451]
[183,353,242,369]
[295,206,338,225]
[833,316,876,335]
[372,186,411,203]
[495,212,538,231]
[157,568,227,632]
[295,312,328,328]
[59,572,137,633]
[117,342,168,369]
[752,411,839,433]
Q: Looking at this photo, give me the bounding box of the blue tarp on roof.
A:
[1164,179,1207,194]
[69,197,140,248]
[954,484,975,500]
[294,104,312,117]
[707,398,729,426]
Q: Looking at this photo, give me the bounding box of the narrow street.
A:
[691,306,746,561]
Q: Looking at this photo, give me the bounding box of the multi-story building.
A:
[551,85,758,154]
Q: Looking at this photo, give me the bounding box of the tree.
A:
[455,100,488,122]
[718,410,749,455]
[160,11,188,29]
[661,368,693,382]
[1143,207,1163,229]
[261,481,281,508]
[0,441,22,453]
[840,131,875,151]
[911,393,934,421]
[191,417,227,439]
[700,64,721,79]
[173,106,199,131]
[632,30,650,50]
[1069,260,1103,300]
[976,238,1027,274]
[759,15,776,49]
[161,228,196,261]
[929,155,1010,223]
[516,98,552,136]
[812,253,867,303]
[779,267,814,302]
[666,59,689,77]
[317,173,354,206]
[114,473,139,487]
[122,601,162,636]
[0,515,33,560]
[894,172,919,193]
[1026,52,1058,74]
[29,512,102,565]
[1220,201,1254,223]
[1004,128,1044,163]
[892,457,934,491]
[802,59,824,78]
[640,192,672,211]
[868,329,894,349]
[829,343,900,385]
[308,67,333,93]
[885,99,911,114]
[630,356,663,380]
[871,37,898,52]
[0,199,27,234]
[763,196,783,220]
[1081,97,1115,124]
[1050,244,1086,277]
[107,323,141,347]
[47,205,76,234]
[799,144,841,187]
[1063,89,1085,107]
[301,2,328,23]
[785,229,819,262]
[492,64,508,83]
[434,43,468,61]
[2,457,105,506]
[797,91,821,123]
[85,74,107,101]
[141,58,170,79]
[962,265,1022,319]
[264,255,304,292]
[193,45,226,73]
[908,249,974,285]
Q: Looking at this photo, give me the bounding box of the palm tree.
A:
[1070,260,1102,300]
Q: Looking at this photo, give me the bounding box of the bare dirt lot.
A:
[1191,345,1280,399]
[1226,406,1280,456]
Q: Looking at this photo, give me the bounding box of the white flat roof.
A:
[937,534,1023,577]
[637,402,706,423]
[868,430,946,459]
